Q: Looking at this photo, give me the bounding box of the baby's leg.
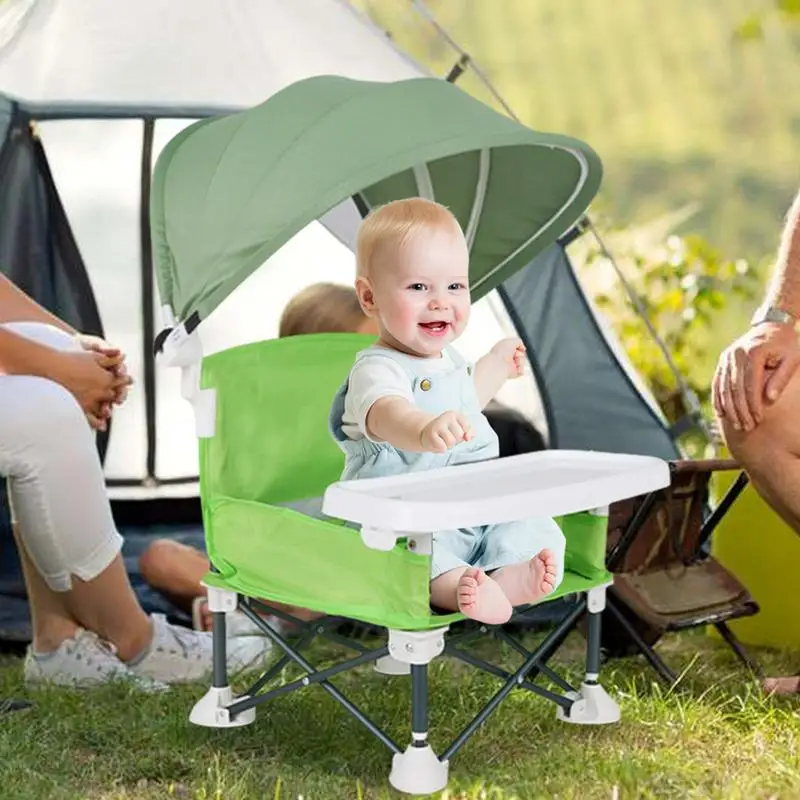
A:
[482,517,566,607]
[430,568,512,625]
[430,528,512,625]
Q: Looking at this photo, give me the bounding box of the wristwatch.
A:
[750,304,797,327]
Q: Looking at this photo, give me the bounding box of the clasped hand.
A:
[59,334,134,431]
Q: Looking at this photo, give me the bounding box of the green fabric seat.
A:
[198,333,613,630]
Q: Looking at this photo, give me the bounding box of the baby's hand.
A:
[420,411,473,453]
[491,337,526,379]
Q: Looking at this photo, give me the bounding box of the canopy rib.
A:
[465,148,490,252]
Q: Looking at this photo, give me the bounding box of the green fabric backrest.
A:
[199,333,374,505]
[199,334,611,585]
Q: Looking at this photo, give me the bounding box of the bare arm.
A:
[0,274,76,333]
[474,350,508,408]
[0,324,123,429]
[474,338,526,408]
[712,189,800,430]
[365,396,474,454]
[0,325,64,378]
[365,396,436,452]
[764,190,800,315]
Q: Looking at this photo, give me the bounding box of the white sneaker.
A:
[191,597,281,639]
[128,614,272,684]
[23,629,167,692]
[224,609,284,639]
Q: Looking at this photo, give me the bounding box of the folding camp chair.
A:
[168,332,669,794]
[592,459,761,685]
[149,73,674,793]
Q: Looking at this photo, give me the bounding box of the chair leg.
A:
[714,621,764,680]
[606,596,679,685]
[190,587,255,728]
[388,633,449,796]
[558,586,621,725]
[0,698,31,714]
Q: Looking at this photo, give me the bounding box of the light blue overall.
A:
[329,346,565,582]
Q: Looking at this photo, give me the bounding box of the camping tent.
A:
[0,0,679,640]
[0,0,429,498]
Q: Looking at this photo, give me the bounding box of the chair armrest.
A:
[670,458,740,475]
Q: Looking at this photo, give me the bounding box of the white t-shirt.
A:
[341,348,456,441]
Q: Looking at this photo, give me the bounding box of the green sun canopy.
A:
[151,75,602,328]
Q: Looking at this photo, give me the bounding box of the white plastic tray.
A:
[322,450,671,532]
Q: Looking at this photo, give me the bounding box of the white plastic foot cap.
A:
[557,682,621,725]
[389,745,449,795]
[374,655,411,676]
[189,686,255,728]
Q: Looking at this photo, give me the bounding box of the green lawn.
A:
[2,629,798,799]
[355,0,800,262]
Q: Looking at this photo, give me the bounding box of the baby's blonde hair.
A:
[278,282,367,337]
[355,197,462,278]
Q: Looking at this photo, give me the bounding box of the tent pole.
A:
[408,0,520,121]
[139,117,157,483]
[583,218,714,443]
[405,0,712,445]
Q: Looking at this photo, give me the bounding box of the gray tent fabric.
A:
[0,1,685,644]
[499,242,680,461]
[0,101,103,337]
[0,0,430,496]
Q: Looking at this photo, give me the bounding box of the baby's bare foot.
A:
[492,549,558,608]
[457,568,513,625]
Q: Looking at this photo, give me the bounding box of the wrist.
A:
[751,303,798,328]
[0,327,64,380]
[32,346,68,383]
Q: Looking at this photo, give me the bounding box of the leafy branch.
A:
[735,0,800,40]
[576,218,761,421]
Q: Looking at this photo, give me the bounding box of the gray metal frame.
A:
[209,593,604,763]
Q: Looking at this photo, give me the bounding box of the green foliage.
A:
[577,222,761,415]
[736,0,800,39]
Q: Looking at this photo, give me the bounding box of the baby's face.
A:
[370,224,471,358]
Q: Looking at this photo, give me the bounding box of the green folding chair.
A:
[150,74,670,793]
[175,332,666,794]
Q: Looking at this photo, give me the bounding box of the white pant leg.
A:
[0,322,122,591]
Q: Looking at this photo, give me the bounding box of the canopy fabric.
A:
[0,0,422,114]
[151,75,602,328]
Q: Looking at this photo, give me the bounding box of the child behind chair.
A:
[328,198,565,625]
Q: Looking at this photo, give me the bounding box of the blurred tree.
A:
[735,0,800,39]
[577,219,762,434]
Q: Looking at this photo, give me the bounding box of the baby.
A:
[328,198,565,625]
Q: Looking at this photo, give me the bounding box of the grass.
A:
[1,628,798,799]
[354,0,800,262]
